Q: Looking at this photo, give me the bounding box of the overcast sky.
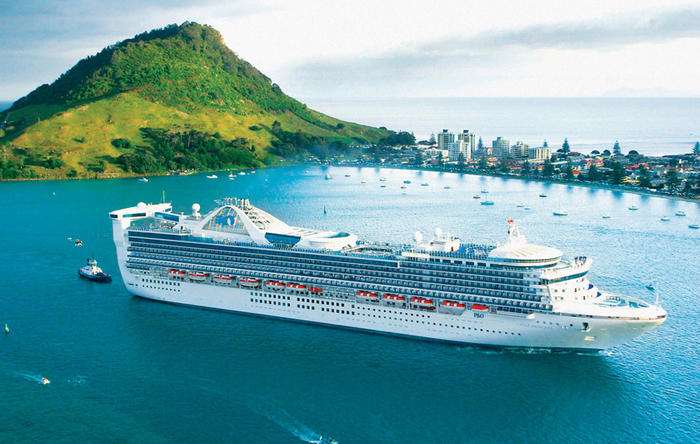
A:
[1,0,699,101]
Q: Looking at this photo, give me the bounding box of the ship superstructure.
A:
[110,198,666,350]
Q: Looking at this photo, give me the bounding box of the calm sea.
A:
[0,167,698,443]
[306,97,700,156]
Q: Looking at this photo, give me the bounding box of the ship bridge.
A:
[487,223,562,267]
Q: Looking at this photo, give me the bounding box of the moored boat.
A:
[675,210,686,216]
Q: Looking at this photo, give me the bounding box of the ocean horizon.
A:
[2,97,698,157]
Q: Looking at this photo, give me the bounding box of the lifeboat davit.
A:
[286,283,307,291]
[357,291,379,301]
[213,274,234,283]
[383,294,406,304]
[410,297,435,310]
[265,280,286,289]
[239,277,261,288]
[472,303,489,311]
[188,271,208,281]
[442,300,466,309]
[309,286,323,294]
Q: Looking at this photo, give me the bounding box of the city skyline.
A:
[1,1,699,102]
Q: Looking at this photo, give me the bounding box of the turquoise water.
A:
[1,166,698,443]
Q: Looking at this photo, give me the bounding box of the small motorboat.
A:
[481,200,494,206]
[516,203,525,207]
[660,216,670,222]
[421,183,429,187]
[403,180,412,184]
[645,283,655,291]
[206,174,218,179]
[628,206,639,211]
[481,189,488,194]
[138,177,148,182]
[239,172,246,176]
[539,193,547,198]
[675,210,686,216]
[379,178,387,182]
[602,214,612,219]
[689,224,700,229]
[361,180,367,184]
[380,185,387,188]
[344,174,351,177]
[553,210,568,216]
[443,186,452,189]
[41,377,50,385]
[400,185,407,189]
[473,195,481,199]
[78,258,112,283]
[74,239,83,247]
[4,323,9,334]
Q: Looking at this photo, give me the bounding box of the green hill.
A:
[0,22,393,179]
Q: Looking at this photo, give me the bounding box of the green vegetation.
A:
[0,22,392,179]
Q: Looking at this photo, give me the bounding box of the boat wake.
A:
[12,371,50,384]
[249,400,336,443]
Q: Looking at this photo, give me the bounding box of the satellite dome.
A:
[414,231,423,243]
[192,203,200,213]
[435,227,443,238]
[137,202,147,208]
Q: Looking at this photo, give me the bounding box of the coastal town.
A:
[346,129,700,200]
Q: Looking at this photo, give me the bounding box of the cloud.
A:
[285,5,700,97]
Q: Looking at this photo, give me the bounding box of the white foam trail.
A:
[248,399,333,443]
[12,371,47,384]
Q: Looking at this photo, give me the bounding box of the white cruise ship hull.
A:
[126,275,662,351]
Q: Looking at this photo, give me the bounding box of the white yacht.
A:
[109,198,667,350]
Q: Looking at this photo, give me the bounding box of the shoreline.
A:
[336,163,700,203]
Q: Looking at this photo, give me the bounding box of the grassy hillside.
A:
[0,22,392,179]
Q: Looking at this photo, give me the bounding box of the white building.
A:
[454,130,475,161]
[510,141,529,160]
[528,146,552,161]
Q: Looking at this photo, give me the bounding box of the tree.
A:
[414,150,424,166]
[587,164,600,181]
[665,168,680,190]
[477,137,484,152]
[478,155,488,170]
[638,165,652,188]
[669,158,679,167]
[610,161,625,185]
[437,151,444,166]
[627,149,639,158]
[498,159,509,173]
[429,133,436,145]
[602,149,611,156]
[564,162,574,180]
[591,150,600,155]
[543,140,548,148]
[613,140,622,156]
[457,152,465,169]
[542,159,555,177]
[694,141,700,155]
[521,161,531,176]
[562,138,570,153]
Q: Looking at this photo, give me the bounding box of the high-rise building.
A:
[492,137,510,158]
[457,130,475,160]
[437,129,454,150]
[528,146,552,161]
[510,141,529,159]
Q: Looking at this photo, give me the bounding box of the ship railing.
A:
[128,250,539,300]
[127,256,550,311]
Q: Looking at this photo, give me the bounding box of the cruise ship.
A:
[110,198,667,350]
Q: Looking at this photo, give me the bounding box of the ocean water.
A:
[306,97,700,156]
[0,167,698,443]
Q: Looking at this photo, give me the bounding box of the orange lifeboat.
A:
[472,303,489,311]
[188,271,208,282]
[441,300,466,309]
[383,294,406,304]
[265,280,286,289]
[169,269,187,278]
[357,291,379,301]
[286,283,307,291]
[309,286,323,294]
[410,297,435,310]
[213,274,234,283]
[239,277,261,288]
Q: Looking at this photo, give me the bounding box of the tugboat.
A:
[78,258,112,282]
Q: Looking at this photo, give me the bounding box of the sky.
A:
[1,0,699,102]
